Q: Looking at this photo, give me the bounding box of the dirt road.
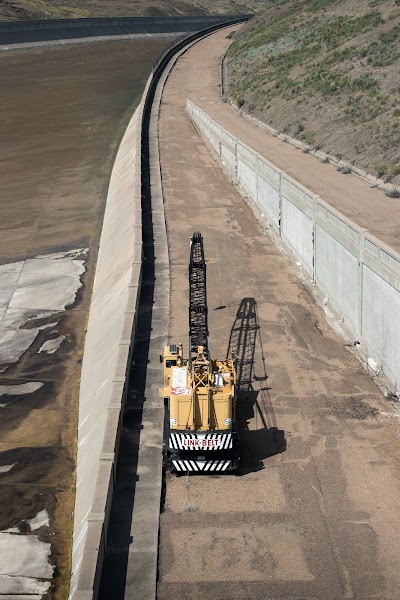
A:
[157,28,400,599]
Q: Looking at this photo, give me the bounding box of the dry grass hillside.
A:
[226,0,400,185]
[0,0,271,20]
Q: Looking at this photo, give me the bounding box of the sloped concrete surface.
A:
[0,528,53,596]
[0,250,86,369]
[71,97,144,597]
[0,38,171,599]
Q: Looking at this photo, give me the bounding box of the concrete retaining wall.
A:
[70,88,145,599]
[187,100,400,395]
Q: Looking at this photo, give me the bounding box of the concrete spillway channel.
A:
[85,20,249,600]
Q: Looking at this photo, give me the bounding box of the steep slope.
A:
[0,0,272,21]
[226,0,400,184]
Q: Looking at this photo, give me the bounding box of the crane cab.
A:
[159,343,186,401]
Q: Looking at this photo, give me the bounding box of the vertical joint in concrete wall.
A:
[279,171,285,238]
[234,140,238,179]
[278,171,282,236]
[312,196,320,283]
[358,228,368,346]
[220,54,225,99]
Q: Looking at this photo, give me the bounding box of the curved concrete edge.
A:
[0,15,250,46]
[117,31,224,600]
[187,99,400,396]
[0,32,183,52]
[70,92,146,598]
[70,18,249,600]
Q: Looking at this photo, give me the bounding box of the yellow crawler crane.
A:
[160,233,239,474]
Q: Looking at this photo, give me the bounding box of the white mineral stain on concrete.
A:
[5,510,51,534]
[0,575,50,595]
[0,463,17,473]
[0,251,84,594]
[0,595,44,599]
[38,335,65,354]
[0,528,53,596]
[0,248,87,369]
[0,382,43,395]
[27,509,50,531]
[0,382,44,407]
[35,248,88,260]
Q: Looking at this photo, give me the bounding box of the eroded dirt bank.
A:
[157,27,400,600]
[0,37,173,599]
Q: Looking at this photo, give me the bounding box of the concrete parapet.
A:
[75,518,105,598]
[187,99,400,396]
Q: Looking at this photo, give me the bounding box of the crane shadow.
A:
[226,297,286,473]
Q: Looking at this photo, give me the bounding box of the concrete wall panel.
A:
[257,178,280,231]
[362,265,400,390]
[315,225,359,338]
[281,175,315,277]
[257,162,280,232]
[221,144,236,175]
[186,99,400,394]
[281,197,314,278]
[220,130,236,176]
[237,143,257,199]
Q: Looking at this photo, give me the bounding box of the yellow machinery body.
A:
[160,343,238,473]
[160,232,238,474]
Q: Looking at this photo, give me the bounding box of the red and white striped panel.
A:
[169,432,233,451]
